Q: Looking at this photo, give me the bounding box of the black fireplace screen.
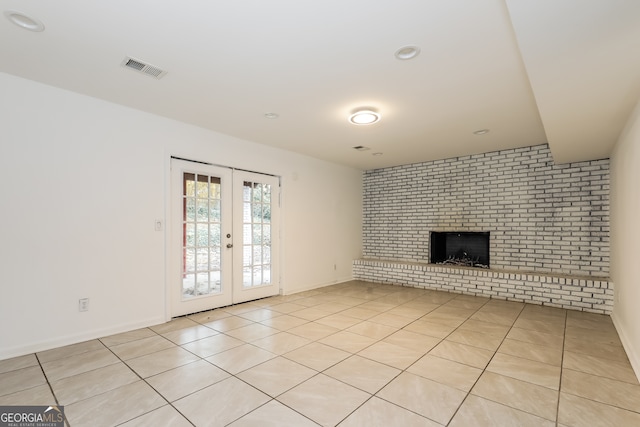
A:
[430,231,490,268]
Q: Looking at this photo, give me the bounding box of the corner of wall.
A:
[611,312,640,383]
[609,96,640,384]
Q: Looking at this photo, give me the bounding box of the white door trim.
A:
[167,157,281,318]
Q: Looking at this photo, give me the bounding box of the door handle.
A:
[226,243,233,248]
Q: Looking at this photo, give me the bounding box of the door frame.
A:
[231,170,281,304]
[164,156,282,320]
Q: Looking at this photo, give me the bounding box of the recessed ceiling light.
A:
[372,152,383,156]
[4,10,45,32]
[349,109,380,125]
[395,45,420,60]
[473,129,490,135]
[264,112,279,119]
[353,146,371,151]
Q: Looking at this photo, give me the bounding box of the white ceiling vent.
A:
[121,57,167,79]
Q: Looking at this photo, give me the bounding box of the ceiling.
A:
[1,0,639,170]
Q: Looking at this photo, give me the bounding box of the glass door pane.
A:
[182,173,222,299]
[241,181,272,288]
[233,170,280,303]
[171,159,232,317]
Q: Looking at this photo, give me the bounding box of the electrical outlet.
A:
[154,219,163,231]
[79,298,89,312]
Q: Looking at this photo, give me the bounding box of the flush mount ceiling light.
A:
[264,112,279,119]
[473,129,490,135]
[4,10,45,32]
[394,45,420,60]
[349,109,380,125]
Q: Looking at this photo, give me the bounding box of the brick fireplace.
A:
[354,144,613,313]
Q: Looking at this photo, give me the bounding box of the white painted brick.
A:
[353,259,612,313]
[363,144,609,277]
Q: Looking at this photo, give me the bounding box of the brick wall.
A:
[362,144,610,277]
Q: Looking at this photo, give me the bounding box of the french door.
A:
[170,158,280,317]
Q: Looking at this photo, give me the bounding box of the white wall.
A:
[610,98,640,380]
[0,72,362,360]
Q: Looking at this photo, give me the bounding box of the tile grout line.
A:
[555,309,568,426]
[46,288,453,425]
[455,304,567,425]
[286,289,485,426]
[182,310,321,427]
[221,286,439,425]
[173,307,325,426]
[325,288,492,425]
[34,353,71,427]
[97,332,197,427]
[474,303,566,425]
[23,293,521,427]
[438,297,523,426]
[16,282,636,426]
[299,288,447,426]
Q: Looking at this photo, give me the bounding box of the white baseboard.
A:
[0,316,166,361]
[611,312,640,383]
[2,277,360,361]
[282,276,354,295]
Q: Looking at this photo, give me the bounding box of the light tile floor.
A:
[2,280,640,426]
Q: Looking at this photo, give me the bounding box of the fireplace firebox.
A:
[430,231,490,268]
